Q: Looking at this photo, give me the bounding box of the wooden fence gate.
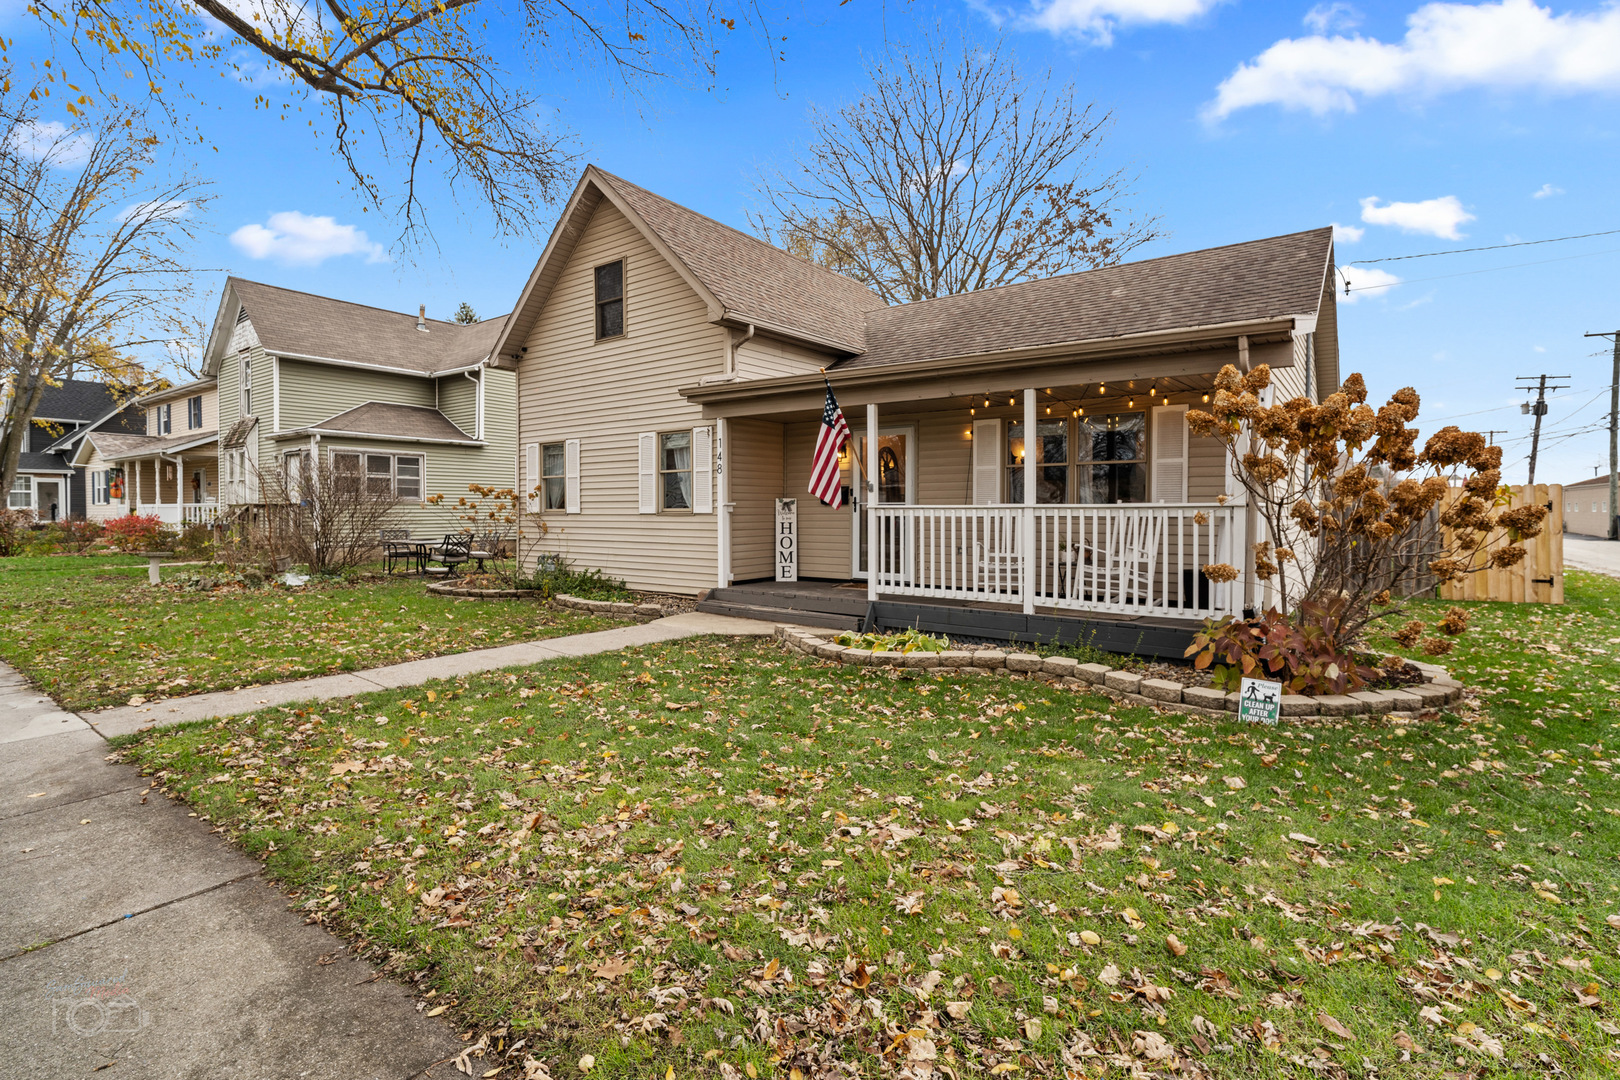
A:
[1440,483,1564,604]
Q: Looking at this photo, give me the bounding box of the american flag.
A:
[809,379,851,508]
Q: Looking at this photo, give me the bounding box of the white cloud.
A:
[1339,264,1402,302]
[1023,0,1225,44]
[1532,182,1564,198]
[1359,194,1475,239]
[5,119,93,166]
[230,211,388,266]
[1332,221,1365,242]
[1205,0,1620,120]
[1304,2,1362,34]
[119,199,192,224]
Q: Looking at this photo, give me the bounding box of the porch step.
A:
[695,599,862,632]
[708,585,869,617]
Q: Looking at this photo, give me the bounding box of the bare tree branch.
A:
[752,29,1163,303]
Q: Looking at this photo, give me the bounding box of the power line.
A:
[1345,227,1620,265]
[1343,245,1620,293]
[1518,374,1571,486]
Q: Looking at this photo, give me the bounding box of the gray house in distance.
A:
[5,378,145,520]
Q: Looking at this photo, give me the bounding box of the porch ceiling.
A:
[709,372,1228,425]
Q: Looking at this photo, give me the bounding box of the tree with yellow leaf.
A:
[0,82,208,506]
[21,0,771,239]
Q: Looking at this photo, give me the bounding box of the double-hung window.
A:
[91,471,107,505]
[394,456,421,500]
[331,451,422,501]
[240,355,253,416]
[188,395,203,429]
[541,443,566,510]
[659,431,692,511]
[8,474,32,509]
[157,403,172,435]
[1076,412,1147,504]
[1007,419,1070,503]
[595,260,624,340]
[365,454,394,496]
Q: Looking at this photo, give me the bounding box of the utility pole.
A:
[1483,430,1508,446]
[1584,332,1619,540]
[1517,374,1570,487]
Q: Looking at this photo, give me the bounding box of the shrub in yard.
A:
[174,523,213,560]
[0,508,34,556]
[834,627,949,653]
[533,561,632,601]
[57,518,103,553]
[1188,364,1546,656]
[1187,598,1374,694]
[103,513,167,552]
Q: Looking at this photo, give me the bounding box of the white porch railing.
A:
[870,503,1242,621]
[136,502,220,526]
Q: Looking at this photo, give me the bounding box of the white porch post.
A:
[866,401,878,605]
[1022,387,1036,615]
[716,416,730,589]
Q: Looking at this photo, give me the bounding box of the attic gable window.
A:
[595,259,624,340]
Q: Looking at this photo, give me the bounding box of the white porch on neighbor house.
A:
[134,501,221,526]
[116,439,222,528]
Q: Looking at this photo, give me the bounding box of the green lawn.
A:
[117,570,1620,1078]
[0,555,626,710]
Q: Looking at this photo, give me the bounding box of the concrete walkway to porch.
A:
[85,610,778,738]
[0,611,776,1077]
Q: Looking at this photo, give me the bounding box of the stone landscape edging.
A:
[552,593,674,619]
[425,582,543,599]
[772,627,1462,720]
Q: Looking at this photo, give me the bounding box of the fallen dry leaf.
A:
[1318,1012,1355,1040]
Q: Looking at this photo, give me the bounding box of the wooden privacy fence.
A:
[1440,483,1564,605]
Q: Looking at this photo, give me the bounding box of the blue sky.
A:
[5,0,1619,484]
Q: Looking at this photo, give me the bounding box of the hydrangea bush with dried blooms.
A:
[1187,363,1546,659]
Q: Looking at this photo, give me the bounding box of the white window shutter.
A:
[524,443,540,511]
[564,438,581,514]
[1151,404,1188,503]
[972,419,1001,505]
[691,426,713,514]
[637,432,657,514]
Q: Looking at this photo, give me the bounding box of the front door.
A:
[852,426,915,579]
[36,480,60,521]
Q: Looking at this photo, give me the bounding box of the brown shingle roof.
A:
[293,402,474,443]
[593,169,886,353]
[229,279,509,375]
[839,227,1335,370]
[99,430,218,460]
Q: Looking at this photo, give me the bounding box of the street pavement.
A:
[1564,533,1620,579]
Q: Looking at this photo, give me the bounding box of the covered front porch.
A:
[113,436,222,527]
[689,331,1303,642]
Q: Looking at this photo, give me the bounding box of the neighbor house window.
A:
[188,395,203,429]
[1007,419,1069,504]
[91,471,107,505]
[8,474,32,509]
[541,443,566,510]
[333,451,422,501]
[157,403,172,435]
[240,355,253,416]
[659,431,692,511]
[595,260,624,339]
[1076,412,1146,504]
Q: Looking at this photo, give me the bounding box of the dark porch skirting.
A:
[871,600,1197,660]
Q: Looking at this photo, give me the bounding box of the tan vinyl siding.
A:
[726,419,783,580]
[276,358,435,431]
[784,420,853,578]
[80,446,124,522]
[1314,280,1340,393]
[437,372,479,437]
[1188,434,1226,501]
[734,333,839,381]
[514,200,725,594]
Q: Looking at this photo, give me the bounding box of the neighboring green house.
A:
[201,278,516,536]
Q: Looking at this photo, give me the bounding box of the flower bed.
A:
[774,627,1462,719]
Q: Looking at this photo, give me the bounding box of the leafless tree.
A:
[752,29,1163,303]
[0,83,207,507]
[25,0,778,241]
[256,453,402,573]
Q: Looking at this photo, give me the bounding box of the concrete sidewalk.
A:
[0,611,778,1078]
[87,610,776,737]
